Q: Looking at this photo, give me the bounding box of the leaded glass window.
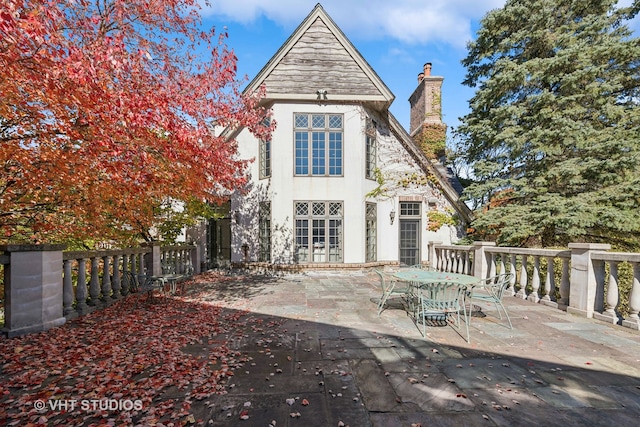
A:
[294,201,343,263]
[366,203,377,262]
[258,202,271,262]
[294,113,343,176]
[400,202,421,217]
[365,119,377,180]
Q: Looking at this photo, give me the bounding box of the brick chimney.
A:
[409,62,446,159]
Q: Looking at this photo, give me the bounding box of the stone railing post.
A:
[1,244,67,337]
[427,241,441,269]
[143,243,162,276]
[111,255,121,298]
[191,245,201,275]
[567,243,611,318]
[472,241,496,280]
[187,222,207,272]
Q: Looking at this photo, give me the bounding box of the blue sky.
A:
[199,0,639,134]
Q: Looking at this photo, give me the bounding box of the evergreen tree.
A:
[458,0,640,247]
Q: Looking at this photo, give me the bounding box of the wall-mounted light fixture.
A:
[234,210,240,223]
[316,89,328,100]
[390,208,396,225]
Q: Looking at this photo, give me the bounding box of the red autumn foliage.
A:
[0,272,278,426]
[0,0,273,244]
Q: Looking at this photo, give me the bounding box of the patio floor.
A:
[187,270,640,427]
[2,269,639,426]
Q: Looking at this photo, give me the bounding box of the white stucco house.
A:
[202,4,470,269]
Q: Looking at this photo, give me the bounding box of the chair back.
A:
[374,269,391,292]
[121,271,140,293]
[477,273,514,300]
[162,261,176,274]
[420,282,467,313]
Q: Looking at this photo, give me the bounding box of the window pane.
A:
[295,132,309,175]
[366,203,376,262]
[329,202,341,216]
[400,202,421,216]
[328,218,342,261]
[295,219,309,262]
[312,220,326,244]
[296,202,308,216]
[259,202,271,262]
[366,131,376,179]
[312,202,325,216]
[312,132,325,175]
[296,220,309,245]
[329,115,342,129]
[329,132,342,175]
[295,114,308,128]
[312,114,325,128]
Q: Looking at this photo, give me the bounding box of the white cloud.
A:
[200,0,506,48]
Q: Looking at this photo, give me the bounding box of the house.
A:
[203,4,470,268]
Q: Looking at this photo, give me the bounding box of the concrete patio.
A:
[183,270,640,427]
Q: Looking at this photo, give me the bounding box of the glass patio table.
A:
[393,270,479,286]
[392,270,479,317]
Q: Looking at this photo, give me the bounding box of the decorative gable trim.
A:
[243,4,394,109]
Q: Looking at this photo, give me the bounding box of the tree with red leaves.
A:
[0,0,272,245]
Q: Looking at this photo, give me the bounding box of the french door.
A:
[399,219,420,266]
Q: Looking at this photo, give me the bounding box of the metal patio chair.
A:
[469,273,515,329]
[374,270,411,316]
[416,282,470,342]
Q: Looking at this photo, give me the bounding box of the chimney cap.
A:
[418,72,424,82]
[424,62,432,76]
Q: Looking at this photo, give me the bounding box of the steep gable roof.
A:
[243,4,394,110]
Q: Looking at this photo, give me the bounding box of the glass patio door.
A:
[399,219,420,266]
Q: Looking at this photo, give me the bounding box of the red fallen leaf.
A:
[301,399,310,406]
[585,362,593,365]
[239,410,249,420]
[456,393,467,398]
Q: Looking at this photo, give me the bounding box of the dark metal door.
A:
[207,218,231,267]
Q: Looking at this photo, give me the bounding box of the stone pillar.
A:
[190,245,201,275]
[567,243,611,318]
[143,243,162,276]
[1,244,67,337]
[186,221,207,272]
[472,241,496,280]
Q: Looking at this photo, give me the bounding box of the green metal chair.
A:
[374,270,410,316]
[469,273,515,329]
[121,271,139,293]
[417,282,470,342]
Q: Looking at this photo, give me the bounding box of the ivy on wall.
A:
[417,122,447,160]
[427,209,458,232]
[397,172,439,188]
[365,167,387,199]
